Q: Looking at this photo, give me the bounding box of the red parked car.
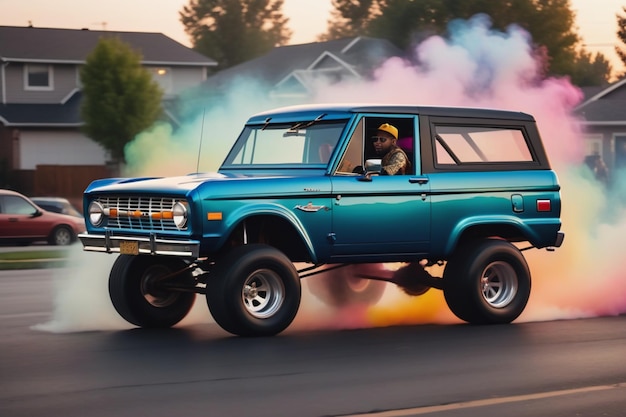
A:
[0,189,85,246]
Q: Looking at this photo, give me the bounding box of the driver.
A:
[372,123,409,175]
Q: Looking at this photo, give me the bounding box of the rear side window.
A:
[434,125,534,165]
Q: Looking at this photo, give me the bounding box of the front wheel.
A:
[443,239,531,324]
[109,255,196,328]
[206,244,301,337]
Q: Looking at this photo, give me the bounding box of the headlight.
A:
[172,202,188,229]
[88,201,105,227]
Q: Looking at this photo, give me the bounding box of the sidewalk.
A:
[0,246,72,270]
[0,243,75,253]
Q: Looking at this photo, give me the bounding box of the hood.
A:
[86,172,228,194]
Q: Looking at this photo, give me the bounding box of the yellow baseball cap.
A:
[377,123,398,139]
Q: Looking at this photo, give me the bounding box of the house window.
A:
[583,134,609,184]
[150,67,172,94]
[583,134,603,157]
[614,134,626,170]
[25,64,53,90]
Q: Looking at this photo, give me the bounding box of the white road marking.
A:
[346,383,626,416]
[0,312,51,320]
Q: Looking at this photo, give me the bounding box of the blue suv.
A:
[79,104,564,336]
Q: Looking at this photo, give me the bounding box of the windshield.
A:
[222,120,348,167]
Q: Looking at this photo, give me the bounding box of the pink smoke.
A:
[314,15,585,166]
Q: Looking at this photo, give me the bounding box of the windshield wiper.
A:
[284,113,327,137]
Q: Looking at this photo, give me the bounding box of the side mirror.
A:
[31,210,43,218]
[364,159,382,174]
[358,159,382,182]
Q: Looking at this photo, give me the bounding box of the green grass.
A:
[0,249,70,270]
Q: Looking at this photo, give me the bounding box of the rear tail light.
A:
[536,199,551,212]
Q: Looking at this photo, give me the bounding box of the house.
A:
[575,79,626,180]
[0,25,216,196]
[193,36,403,104]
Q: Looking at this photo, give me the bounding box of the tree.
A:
[180,0,291,70]
[318,0,379,41]
[571,50,612,86]
[80,37,163,164]
[616,6,626,79]
[324,0,611,83]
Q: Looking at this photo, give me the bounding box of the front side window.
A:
[25,64,53,90]
[0,196,38,215]
[223,120,348,167]
[336,116,415,175]
[435,125,533,165]
[336,119,365,174]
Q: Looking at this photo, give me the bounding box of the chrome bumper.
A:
[546,231,565,252]
[78,232,200,258]
[554,231,565,247]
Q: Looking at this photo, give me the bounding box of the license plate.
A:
[119,241,139,255]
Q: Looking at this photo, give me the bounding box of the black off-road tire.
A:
[109,255,196,328]
[443,239,531,324]
[307,264,386,307]
[206,244,301,337]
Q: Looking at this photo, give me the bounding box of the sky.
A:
[0,0,624,74]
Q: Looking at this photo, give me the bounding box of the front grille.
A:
[95,196,188,231]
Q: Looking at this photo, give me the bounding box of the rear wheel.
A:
[109,255,196,328]
[307,264,386,307]
[206,244,301,337]
[443,239,530,324]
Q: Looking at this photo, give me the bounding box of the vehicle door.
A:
[329,115,431,260]
[0,195,46,239]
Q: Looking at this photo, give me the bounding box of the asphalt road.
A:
[1,267,625,417]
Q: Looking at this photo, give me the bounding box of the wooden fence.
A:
[32,165,111,210]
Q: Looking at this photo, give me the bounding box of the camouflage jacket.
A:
[381,146,409,175]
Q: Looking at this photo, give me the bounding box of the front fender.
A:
[220,203,318,263]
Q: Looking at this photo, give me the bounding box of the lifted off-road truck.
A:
[79,104,564,336]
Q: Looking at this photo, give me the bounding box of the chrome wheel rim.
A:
[242,269,285,319]
[480,261,518,308]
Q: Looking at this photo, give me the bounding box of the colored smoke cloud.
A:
[36,15,625,334]
[313,14,584,167]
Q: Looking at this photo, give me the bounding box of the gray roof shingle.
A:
[200,37,402,92]
[576,99,626,123]
[0,25,216,66]
[575,79,626,124]
[0,91,82,126]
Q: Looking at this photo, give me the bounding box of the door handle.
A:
[409,177,429,184]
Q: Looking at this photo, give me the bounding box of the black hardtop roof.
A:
[250,103,535,122]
